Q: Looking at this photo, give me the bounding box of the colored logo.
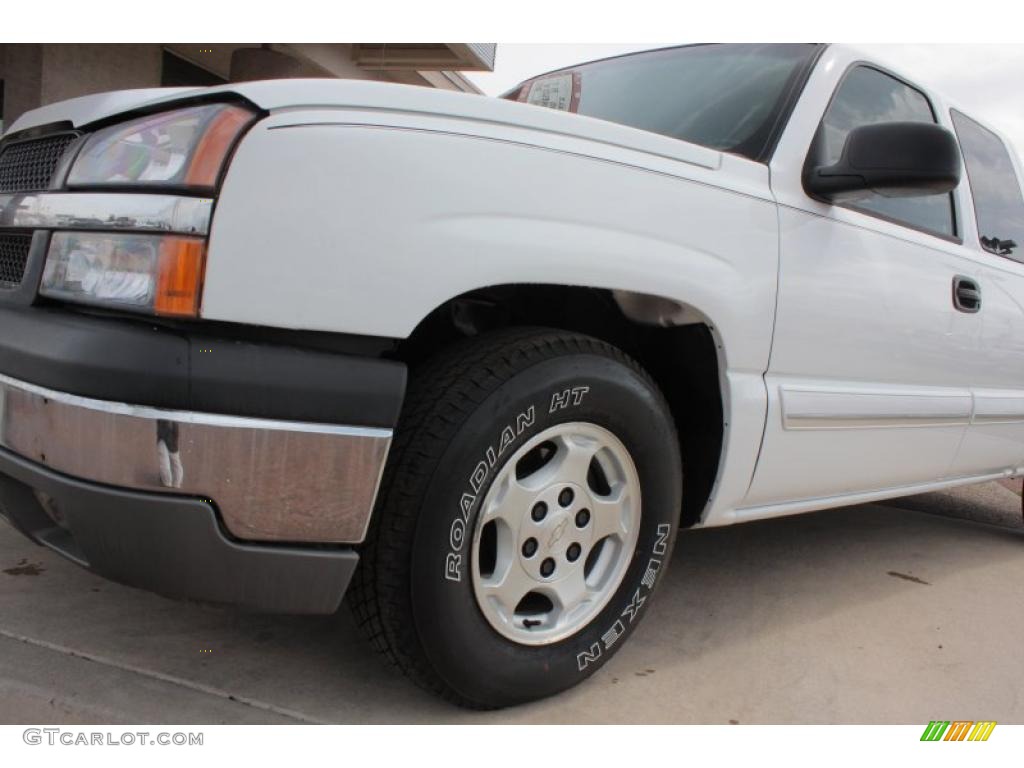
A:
[920,721,996,741]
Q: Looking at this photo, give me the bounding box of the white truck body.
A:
[11,43,1019,529]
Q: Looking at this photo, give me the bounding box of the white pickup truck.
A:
[1,43,1022,709]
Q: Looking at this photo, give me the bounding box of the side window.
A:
[816,66,956,238]
[950,110,1024,262]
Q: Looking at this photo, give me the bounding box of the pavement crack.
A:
[887,571,930,586]
[0,628,324,724]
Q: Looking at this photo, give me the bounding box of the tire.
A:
[348,328,682,708]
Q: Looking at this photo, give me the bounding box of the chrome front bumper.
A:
[0,372,391,543]
[0,192,213,235]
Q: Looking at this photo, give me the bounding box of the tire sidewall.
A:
[409,350,681,707]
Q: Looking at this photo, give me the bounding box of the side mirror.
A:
[804,122,961,203]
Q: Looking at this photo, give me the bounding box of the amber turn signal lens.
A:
[155,237,206,317]
[185,105,254,187]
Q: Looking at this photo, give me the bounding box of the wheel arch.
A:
[393,283,725,527]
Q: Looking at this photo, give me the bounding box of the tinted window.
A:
[506,44,818,161]
[951,110,1024,261]
[817,66,956,238]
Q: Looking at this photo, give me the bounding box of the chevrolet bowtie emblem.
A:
[547,518,569,550]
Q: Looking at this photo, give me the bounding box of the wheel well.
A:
[393,285,723,527]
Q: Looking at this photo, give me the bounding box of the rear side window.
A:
[951,109,1024,261]
[816,66,956,238]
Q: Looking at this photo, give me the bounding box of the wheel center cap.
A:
[518,481,593,574]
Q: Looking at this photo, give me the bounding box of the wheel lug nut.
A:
[558,488,574,507]
[575,508,590,527]
[540,558,556,577]
[522,538,538,558]
[566,542,582,562]
[531,502,548,522]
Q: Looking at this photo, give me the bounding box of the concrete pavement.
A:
[1,480,1022,724]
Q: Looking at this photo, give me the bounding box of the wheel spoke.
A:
[478,559,535,620]
[589,484,632,541]
[480,473,535,528]
[548,567,596,620]
[547,433,601,488]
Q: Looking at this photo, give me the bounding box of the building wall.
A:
[0,43,485,132]
[40,44,162,106]
[276,44,381,81]
[1,44,162,129]
[0,44,43,131]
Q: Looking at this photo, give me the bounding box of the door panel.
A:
[747,60,980,508]
[952,261,1024,475]
[946,110,1024,476]
[743,206,975,506]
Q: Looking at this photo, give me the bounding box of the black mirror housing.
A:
[804,121,962,202]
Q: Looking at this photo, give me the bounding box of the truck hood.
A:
[6,78,727,176]
[5,87,203,135]
[8,78,505,135]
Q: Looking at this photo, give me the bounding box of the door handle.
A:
[953,275,981,313]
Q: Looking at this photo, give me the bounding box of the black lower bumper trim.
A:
[0,447,357,614]
[0,305,406,428]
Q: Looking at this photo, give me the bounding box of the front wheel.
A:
[349,328,682,708]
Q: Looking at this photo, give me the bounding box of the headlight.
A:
[67,103,254,190]
[41,232,206,317]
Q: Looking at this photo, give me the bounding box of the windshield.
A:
[504,43,820,161]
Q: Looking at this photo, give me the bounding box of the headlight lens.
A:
[67,103,254,189]
[41,232,206,317]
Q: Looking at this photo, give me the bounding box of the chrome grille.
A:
[0,133,79,193]
[0,233,33,287]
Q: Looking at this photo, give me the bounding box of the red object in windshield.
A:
[514,71,582,113]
